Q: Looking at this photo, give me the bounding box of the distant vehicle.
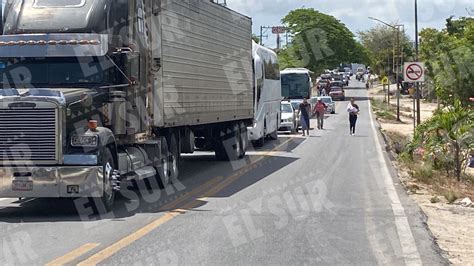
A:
[332,74,343,82]
[317,96,336,114]
[317,80,330,92]
[330,81,345,89]
[341,74,350,86]
[279,101,299,134]
[356,67,365,81]
[248,41,282,146]
[329,87,346,101]
[281,68,314,100]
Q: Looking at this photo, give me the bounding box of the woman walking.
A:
[298,98,311,136]
[347,98,360,136]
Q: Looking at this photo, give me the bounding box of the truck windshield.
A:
[281,73,310,99]
[0,57,120,88]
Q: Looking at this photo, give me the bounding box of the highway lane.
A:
[0,81,447,265]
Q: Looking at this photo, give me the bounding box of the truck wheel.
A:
[215,125,241,161]
[156,136,171,189]
[167,133,180,183]
[239,123,248,158]
[91,147,116,214]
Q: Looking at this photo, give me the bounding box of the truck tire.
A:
[239,123,248,158]
[167,133,180,183]
[215,125,241,161]
[156,136,171,189]
[91,147,116,214]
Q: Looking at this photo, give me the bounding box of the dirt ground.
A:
[369,84,474,265]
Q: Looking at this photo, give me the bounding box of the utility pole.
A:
[415,0,421,125]
[369,17,403,121]
[395,26,401,122]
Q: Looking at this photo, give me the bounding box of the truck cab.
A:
[0,0,254,213]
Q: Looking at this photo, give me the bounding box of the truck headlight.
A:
[71,135,99,147]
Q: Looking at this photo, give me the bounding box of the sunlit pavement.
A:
[0,81,447,265]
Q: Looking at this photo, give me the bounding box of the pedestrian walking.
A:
[298,98,311,136]
[321,87,327,97]
[347,98,360,136]
[314,99,327,130]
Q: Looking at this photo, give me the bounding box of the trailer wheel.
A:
[167,133,180,184]
[156,136,171,189]
[91,147,116,214]
[215,125,241,161]
[239,123,248,158]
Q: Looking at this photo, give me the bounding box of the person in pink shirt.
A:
[314,99,327,130]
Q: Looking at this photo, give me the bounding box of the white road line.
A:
[368,101,423,265]
[0,198,11,203]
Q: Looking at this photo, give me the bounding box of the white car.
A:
[279,101,299,134]
[317,96,336,114]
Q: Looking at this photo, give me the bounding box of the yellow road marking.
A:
[77,137,295,265]
[77,214,177,266]
[46,243,100,266]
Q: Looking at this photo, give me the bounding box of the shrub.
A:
[444,190,458,204]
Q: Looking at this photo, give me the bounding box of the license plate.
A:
[12,181,33,191]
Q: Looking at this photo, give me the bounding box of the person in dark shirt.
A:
[298,98,311,136]
[346,98,360,136]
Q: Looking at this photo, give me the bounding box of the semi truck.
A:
[0,0,254,213]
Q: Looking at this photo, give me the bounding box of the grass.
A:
[371,98,398,121]
[444,190,458,204]
[385,131,410,155]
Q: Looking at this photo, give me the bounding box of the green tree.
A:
[420,17,474,106]
[358,25,413,76]
[278,8,370,74]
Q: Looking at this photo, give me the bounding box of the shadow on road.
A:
[0,137,303,223]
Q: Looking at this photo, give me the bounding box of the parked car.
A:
[329,87,345,101]
[279,101,299,133]
[317,96,336,114]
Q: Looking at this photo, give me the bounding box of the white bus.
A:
[248,41,282,146]
[281,68,314,100]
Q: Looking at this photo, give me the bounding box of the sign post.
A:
[381,77,390,104]
[404,62,425,83]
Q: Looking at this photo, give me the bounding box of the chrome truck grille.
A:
[0,108,58,164]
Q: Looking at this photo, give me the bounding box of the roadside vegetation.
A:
[275,8,371,74]
[367,17,474,201]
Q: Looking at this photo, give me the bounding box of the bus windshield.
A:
[281,73,310,99]
[0,57,122,88]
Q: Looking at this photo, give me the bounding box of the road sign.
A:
[404,62,425,82]
[381,77,390,85]
[272,26,287,34]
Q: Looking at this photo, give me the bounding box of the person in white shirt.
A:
[346,98,360,135]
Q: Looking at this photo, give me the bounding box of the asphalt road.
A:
[0,80,447,265]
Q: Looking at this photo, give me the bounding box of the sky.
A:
[227,0,473,47]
